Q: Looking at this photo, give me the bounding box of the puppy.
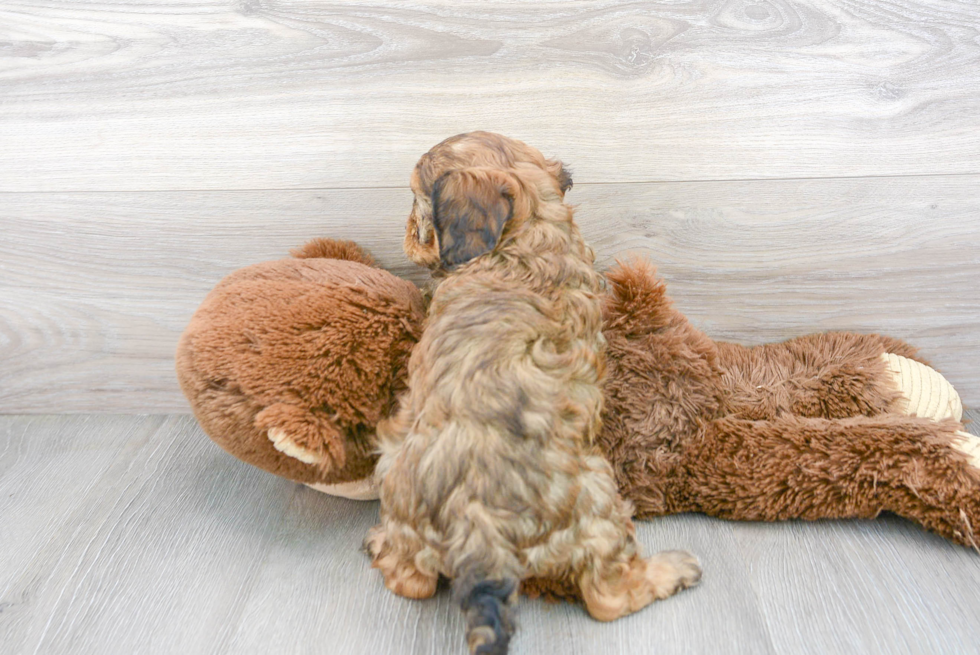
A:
[367,132,700,654]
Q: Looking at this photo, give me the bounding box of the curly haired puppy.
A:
[366,132,701,654]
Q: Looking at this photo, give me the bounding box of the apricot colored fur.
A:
[369,133,699,654]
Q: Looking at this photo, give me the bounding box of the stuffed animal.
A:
[176,238,425,500]
[177,239,980,560]
[597,260,977,548]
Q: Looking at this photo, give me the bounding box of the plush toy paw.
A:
[267,427,328,466]
[881,353,963,422]
[256,403,346,472]
[305,479,380,501]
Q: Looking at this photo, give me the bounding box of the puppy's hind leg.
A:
[569,461,701,621]
[365,523,439,600]
[579,533,701,622]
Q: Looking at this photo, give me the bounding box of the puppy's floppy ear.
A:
[431,168,518,269]
[545,159,573,194]
[557,164,573,194]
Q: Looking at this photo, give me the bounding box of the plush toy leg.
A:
[716,333,926,421]
[681,414,980,549]
[879,353,978,469]
[881,353,963,422]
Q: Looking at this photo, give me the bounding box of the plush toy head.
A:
[176,239,425,499]
[403,131,572,272]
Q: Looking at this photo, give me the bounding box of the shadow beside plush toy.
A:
[177,238,980,570]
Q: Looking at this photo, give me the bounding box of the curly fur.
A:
[367,133,700,653]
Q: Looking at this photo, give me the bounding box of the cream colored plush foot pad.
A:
[306,479,380,500]
[267,428,380,500]
[881,353,963,422]
[267,427,322,465]
[951,431,980,470]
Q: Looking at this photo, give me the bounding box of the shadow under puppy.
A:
[366,132,701,655]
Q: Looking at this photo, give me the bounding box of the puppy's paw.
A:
[365,526,438,600]
[881,353,963,422]
[267,427,327,466]
[363,524,387,558]
[385,566,439,600]
[646,550,702,598]
[583,550,702,621]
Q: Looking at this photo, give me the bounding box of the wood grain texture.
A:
[1,413,979,654]
[1,0,980,191]
[0,415,298,655]
[0,415,148,617]
[2,174,978,412]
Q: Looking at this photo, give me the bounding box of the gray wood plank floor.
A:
[2,412,979,655]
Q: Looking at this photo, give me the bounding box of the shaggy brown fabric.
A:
[290,237,377,265]
[598,259,979,548]
[176,240,425,486]
[178,242,977,566]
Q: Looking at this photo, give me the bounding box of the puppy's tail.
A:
[453,570,517,655]
[290,238,376,267]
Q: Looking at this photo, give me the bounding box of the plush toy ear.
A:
[431,168,517,269]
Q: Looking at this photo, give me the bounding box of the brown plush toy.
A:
[176,238,425,500]
[598,260,978,550]
[177,239,979,557]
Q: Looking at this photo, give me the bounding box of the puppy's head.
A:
[404,132,573,271]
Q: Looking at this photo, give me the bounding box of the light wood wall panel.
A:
[2,174,977,412]
[1,0,979,191]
